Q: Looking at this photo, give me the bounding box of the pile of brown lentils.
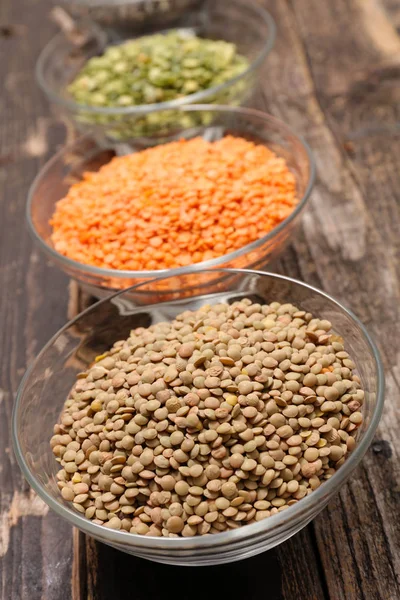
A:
[51,299,364,537]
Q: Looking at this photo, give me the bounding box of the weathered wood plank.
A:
[382,0,400,25]
[0,0,73,599]
[286,0,400,97]
[265,0,400,598]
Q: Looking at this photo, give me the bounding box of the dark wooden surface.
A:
[1,0,400,598]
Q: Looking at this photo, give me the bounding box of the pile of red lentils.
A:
[50,136,297,271]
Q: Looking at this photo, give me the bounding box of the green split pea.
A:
[68,30,250,108]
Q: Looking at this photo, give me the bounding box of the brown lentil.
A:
[51,299,364,537]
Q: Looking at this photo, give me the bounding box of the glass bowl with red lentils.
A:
[12,269,384,565]
[27,105,315,297]
[37,0,276,142]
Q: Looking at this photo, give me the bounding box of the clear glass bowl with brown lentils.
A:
[13,269,384,565]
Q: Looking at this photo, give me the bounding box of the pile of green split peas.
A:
[69,31,249,107]
[67,31,250,138]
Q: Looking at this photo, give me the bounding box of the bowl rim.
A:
[62,0,217,7]
[26,104,316,280]
[36,0,276,115]
[12,268,385,552]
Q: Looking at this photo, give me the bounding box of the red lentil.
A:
[50,136,298,271]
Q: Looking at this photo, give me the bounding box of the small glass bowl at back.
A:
[58,0,209,37]
[37,0,276,143]
[12,269,384,566]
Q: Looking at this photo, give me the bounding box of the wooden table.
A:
[1,0,400,598]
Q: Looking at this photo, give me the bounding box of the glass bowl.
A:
[58,0,208,35]
[12,269,384,566]
[27,105,315,298]
[37,0,276,142]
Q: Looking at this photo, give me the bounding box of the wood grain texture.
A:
[2,0,400,598]
[0,1,72,599]
[267,0,400,598]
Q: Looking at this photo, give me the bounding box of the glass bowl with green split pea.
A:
[12,269,384,565]
[37,0,276,143]
[27,105,315,298]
